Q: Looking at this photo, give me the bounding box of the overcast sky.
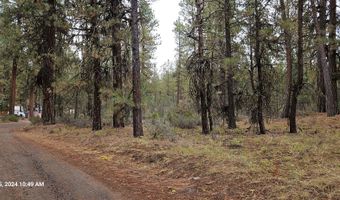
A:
[151,0,180,71]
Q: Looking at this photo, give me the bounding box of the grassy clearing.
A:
[19,113,340,199]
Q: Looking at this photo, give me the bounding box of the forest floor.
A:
[14,113,340,200]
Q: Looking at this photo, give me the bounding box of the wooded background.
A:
[0,0,339,136]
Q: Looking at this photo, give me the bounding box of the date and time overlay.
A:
[0,181,45,188]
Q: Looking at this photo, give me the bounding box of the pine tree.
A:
[224,0,236,129]
[131,0,144,137]
[289,0,304,133]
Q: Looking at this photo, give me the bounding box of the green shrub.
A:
[57,116,90,128]
[211,126,225,135]
[29,116,42,125]
[147,117,176,141]
[1,115,19,122]
[59,115,72,124]
[168,108,200,129]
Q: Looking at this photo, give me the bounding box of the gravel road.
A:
[0,121,123,200]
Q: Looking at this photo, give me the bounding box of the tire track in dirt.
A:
[0,121,124,200]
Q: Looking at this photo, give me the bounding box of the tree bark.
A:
[87,88,93,118]
[81,24,93,119]
[311,0,337,116]
[280,0,293,119]
[111,0,125,128]
[39,0,56,125]
[56,94,63,118]
[317,67,326,112]
[224,0,236,128]
[176,28,182,106]
[131,0,144,137]
[316,0,327,113]
[92,49,102,130]
[207,66,213,131]
[289,0,304,133]
[195,0,209,134]
[9,57,18,115]
[28,84,35,119]
[329,0,337,113]
[91,0,102,131]
[74,90,79,119]
[249,25,256,93]
[254,0,265,134]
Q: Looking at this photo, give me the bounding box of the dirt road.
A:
[0,121,123,200]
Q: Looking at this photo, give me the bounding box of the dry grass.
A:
[17,113,340,199]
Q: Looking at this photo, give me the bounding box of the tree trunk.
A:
[81,23,93,119]
[224,0,236,129]
[195,0,209,134]
[317,67,326,112]
[92,47,102,131]
[131,0,144,137]
[254,0,265,134]
[74,90,79,119]
[289,88,299,133]
[111,0,125,128]
[200,85,209,135]
[87,88,93,118]
[311,0,337,116]
[41,60,55,124]
[93,62,102,130]
[28,84,35,119]
[40,0,56,125]
[249,26,256,93]
[316,0,327,113]
[91,0,102,131]
[9,57,18,115]
[207,67,213,131]
[280,0,293,119]
[176,29,182,106]
[329,0,337,112]
[289,0,304,133]
[56,94,63,118]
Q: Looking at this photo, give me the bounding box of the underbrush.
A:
[57,116,91,128]
[147,117,176,141]
[21,113,340,199]
[29,116,42,125]
[1,114,19,122]
[168,108,200,129]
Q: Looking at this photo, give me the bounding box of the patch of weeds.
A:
[94,129,113,137]
[211,126,225,135]
[94,129,109,137]
[1,115,19,122]
[29,116,42,125]
[224,127,245,135]
[99,155,112,161]
[172,144,232,162]
[210,127,224,141]
[147,115,176,142]
[227,138,243,149]
[304,178,340,199]
[258,159,274,171]
[145,152,167,163]
[168,108,200,129]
